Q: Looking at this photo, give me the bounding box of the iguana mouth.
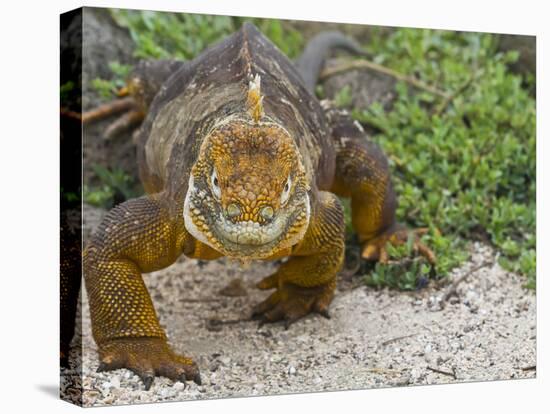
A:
[183,181,310,259]
[213,202,309,258]
[215,216,287,246]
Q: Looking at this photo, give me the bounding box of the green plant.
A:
[84,165,139,209]
[354,29,535,288]
[109,10,305,61]
[90,61,133,100]
[334,85,353,108]
[238,18,304,59]
[110,10,235,60]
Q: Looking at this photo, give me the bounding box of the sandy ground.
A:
[60,205,536,407]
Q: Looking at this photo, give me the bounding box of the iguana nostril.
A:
[260,205,274,220]
[226,203,241,218]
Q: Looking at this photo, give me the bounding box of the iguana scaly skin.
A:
[81,23,434,390]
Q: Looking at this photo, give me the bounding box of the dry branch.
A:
[319,58,449,99]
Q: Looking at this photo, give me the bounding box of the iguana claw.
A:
[96,337,200,391]
[361,225,436,265]
[251,279,335,328]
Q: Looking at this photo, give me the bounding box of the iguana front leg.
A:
[325,103,435,264]
[83,194,201,390]
[252,191,345,327]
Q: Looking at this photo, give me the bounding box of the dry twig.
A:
[182,297,224,303]
[320,58,449,99]
[81,97,135,124]
[381,333,418,346]
[442,261,491,304]
[427,365,456,379]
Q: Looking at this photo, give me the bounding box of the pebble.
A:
[159,388,173,398]
[102,395,115,405]
[288,366,296,375]
[173,382,186,391]
[110,376,120,388]
[392,373,411,386]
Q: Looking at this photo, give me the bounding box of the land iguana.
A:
[75,23,435,390]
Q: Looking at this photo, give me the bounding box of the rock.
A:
[410,368,422,381]
[103,395,115,405]
[497,34,536,78]
[322,57,397,113]
[110,376,121,389]
[159,387,173,398]
[173,382,186,391]
[80,8,140,188]
[82,8,136,110]
[253,382,265,391]
[392,373,411,386]
[102,381,113,389]
[424,353,437,365]
[209,361,221,372]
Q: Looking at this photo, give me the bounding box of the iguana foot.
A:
[252,277,335,328]
[361,225,436,265]
[96,338,201,390]
[82,95,144,140]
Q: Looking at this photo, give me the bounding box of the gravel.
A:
[60,205,536,407]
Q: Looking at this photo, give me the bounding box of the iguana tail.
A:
[296,31,366,93]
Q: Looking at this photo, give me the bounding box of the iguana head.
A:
[183,116,310,259]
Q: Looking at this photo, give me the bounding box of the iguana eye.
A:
[281,176,292,205]
[211,168,221,199]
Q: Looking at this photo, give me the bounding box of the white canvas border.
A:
[0,0,545,413]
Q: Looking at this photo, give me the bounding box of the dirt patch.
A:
[60,205,535,406]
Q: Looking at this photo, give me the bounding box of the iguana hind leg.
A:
[252,191,345,327]
[325,103,435,264]
[83,195,201,390]
[82,59,184,139]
